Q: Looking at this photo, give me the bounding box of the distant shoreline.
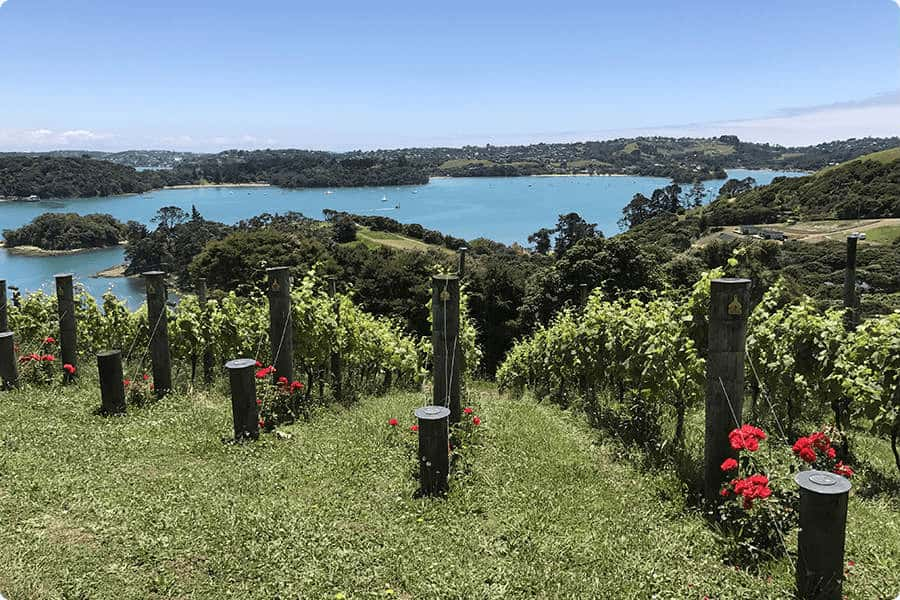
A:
[163,183,272,190]
[0,241,126,257]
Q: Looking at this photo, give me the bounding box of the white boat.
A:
[325,190,334,195]
[381,195,388,202]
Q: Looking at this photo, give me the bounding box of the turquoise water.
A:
[0,169,804,305]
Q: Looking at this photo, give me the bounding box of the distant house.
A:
[738,225,785,241]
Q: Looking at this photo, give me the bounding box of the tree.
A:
[528,228,554,254]
[717,176,756,199]
[553,213,597,258]
[152,206,188,231]
[686,180,708,208]
[619,183,685,230]
[332,215,357,243]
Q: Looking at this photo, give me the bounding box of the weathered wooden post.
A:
[843,234,860,331]
[143,271,172,397]
[97,350,126,414]
[704,277,751,504]
[0,331,19,390]
[197,278,215,384]
[795,470,851,600]
[432,274,462,424]
[0,279,8,332]
[415,405,451,496]
[225,358,259,441]
[458,246,468,279]
[266,267,293,383]
[327,276,342,403]
[579,282,589,306]
[55,273,78,383]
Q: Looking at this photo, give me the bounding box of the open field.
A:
[694,218,900,247]
[0,380,897,598]
[354,226,453,254]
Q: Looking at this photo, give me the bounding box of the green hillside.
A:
[704,147,900,225]
[1,380,897,597]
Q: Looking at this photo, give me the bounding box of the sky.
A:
[0,0,898,152]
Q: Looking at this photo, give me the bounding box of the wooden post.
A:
[843,234,860,332]
[197,278,215,384]
[142,271,172,397]
[225,358,259,441]
[704,277,751,504]
[458,246,468,279]
[415,405,451,496]
[10,286,20,308]
[97,350,126,414]
[0,331,19,390]
[55,273,78,383]
[432,274,462,424]
[579,283,589,306]
[0,279,8,332]
[795,471,851,600]
[327,276,342,403]
[266,267,293,384]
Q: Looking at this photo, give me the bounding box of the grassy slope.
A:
[0,382,897,598]
[354,226,452,254]
[818,147,900,174]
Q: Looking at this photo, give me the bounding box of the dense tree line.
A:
[171,150,428,189]
[2,212,127,250]
[704,156,900,225]
[0,156,183,200]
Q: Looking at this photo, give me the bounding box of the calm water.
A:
[0,169,804,305]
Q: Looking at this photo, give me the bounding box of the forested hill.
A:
[704,147,900,225]
[0,156,180,199]
[361,135,900,181]
[170,150,429,188]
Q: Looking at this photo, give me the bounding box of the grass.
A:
[353,226,452,254]
[437,159,495,170]
[818,147,900,175]
[0,380,898,598]
[861,224,900,245]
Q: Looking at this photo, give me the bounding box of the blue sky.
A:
[0,0,898,151]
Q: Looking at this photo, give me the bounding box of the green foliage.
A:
[705,156,900,225]
[3,212,127,250]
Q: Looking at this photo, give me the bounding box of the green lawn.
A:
[862,224,900,245]
[353,226,451,254]
[0,381,898,598]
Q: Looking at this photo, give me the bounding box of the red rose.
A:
[63,363,76,375]
[143,374,150,381]
[729,424,766,452]
[833,461,854,478]
[290,381,304,392]
[472,416,481,426]
[388,418,399,427]
[43,336,56,344]
[277,376,288,385]
[463,407,473,415]
[826,447,836,459]
[42,354,55,362]
[255,399,262,406]
[720,458,738,472]
[799,446,816,463]
[123,379,131,386]
[255,360,262,367]
[258,419,265,428]
[410,425,419,432]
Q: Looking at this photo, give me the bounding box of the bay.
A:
[0,169,804,305]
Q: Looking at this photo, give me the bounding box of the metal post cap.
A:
[0,332,12,340]
[711,277,752,284]
[225,358,258,370]
[795,470,852,495]
[414,405,451,421]
[142,271,165,277]
[97,349,121,358]
[54,273,74,279]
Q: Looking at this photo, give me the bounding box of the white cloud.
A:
[0,0,9,8]
[0,128,116,149]
[893,0,900,9]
